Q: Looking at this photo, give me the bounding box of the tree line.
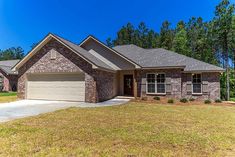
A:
[107,0,235,100]
[0,47,24,61]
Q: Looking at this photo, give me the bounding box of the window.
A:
[147,74,155,93]
[192,74,202,94]
[146,73,166,94]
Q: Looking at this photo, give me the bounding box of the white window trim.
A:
[192,73,202,95]
[146,73,166,95]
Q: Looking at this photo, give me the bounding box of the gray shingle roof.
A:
[0,60,19,75]
[52,34,115,71]
[113,44,224,72]
[0,60,19,67]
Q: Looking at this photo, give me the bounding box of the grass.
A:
[0,102,234,156]
[230,98,235,102]
[0,91,17,96]
[0,92,17,103]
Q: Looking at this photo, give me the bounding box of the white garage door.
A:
[27,73,85,101]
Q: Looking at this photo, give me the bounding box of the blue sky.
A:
[0,0,223,53]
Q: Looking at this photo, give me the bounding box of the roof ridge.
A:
[150,48,222,68]
[114,45,224,71]
[113,44,141,48]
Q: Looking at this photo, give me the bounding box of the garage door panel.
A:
[27,74,85,101]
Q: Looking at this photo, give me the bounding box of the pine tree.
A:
[113,23,135,45]
[159,21,174,50]
[146,30,159,48]
[213,0,235,100]
[106,38,113,47]
[172,21,189,56]
[0,47,24,60]
[228,16,235,77]
[137,22,149,48]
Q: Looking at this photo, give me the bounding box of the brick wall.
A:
[17,39,115,103]
[137,69,182,100]
[0,69,17,91]
[182,73,220,100]
[137,69,220,101]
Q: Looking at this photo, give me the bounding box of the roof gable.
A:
[12,34,114,72]
[79,36,141,68]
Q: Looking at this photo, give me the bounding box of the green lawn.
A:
[0,92,17,103]
[0,102,235,156]
[0,92,17,96]
[230,98,235,102]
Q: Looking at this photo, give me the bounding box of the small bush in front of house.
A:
[168,99,174,104]
[189,98,195,102]
[180,98,188,103]
[153,96,160,100]
[215,99,222,103]
[204,99,211,104]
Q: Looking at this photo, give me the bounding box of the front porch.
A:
[115,70,138,98]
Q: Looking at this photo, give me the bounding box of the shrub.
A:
[204,99,211,104]
[180,98,188,103]
[153,96,160,100]
[168,99,174,104]
[189,98,195,102]
[215,99,222,103]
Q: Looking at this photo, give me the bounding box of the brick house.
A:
[12,33,224,102]
[0,60,19,92]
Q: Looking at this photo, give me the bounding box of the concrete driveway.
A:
[0,98,130,122]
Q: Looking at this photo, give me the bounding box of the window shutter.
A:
[202,84,208,93]
[165,77,171,94]
[202,73,208,94]
[50,49,57,60]
[186,84,192,93]
[186,74,192,94]
[141,77,146,94]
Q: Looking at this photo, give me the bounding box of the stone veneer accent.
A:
[17,39,115,103]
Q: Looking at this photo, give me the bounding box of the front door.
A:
[124,75,133,96]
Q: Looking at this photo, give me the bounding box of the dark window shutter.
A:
[202,73,208,94]
[166,77,171,94]
[186,73,192,94]
[141,77,146,94]
[186,84,192,94]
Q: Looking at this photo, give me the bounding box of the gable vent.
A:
[50,49,57,60]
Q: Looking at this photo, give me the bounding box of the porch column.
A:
[134,70,138,98]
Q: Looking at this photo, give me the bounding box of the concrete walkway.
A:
[0,98,130,122]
